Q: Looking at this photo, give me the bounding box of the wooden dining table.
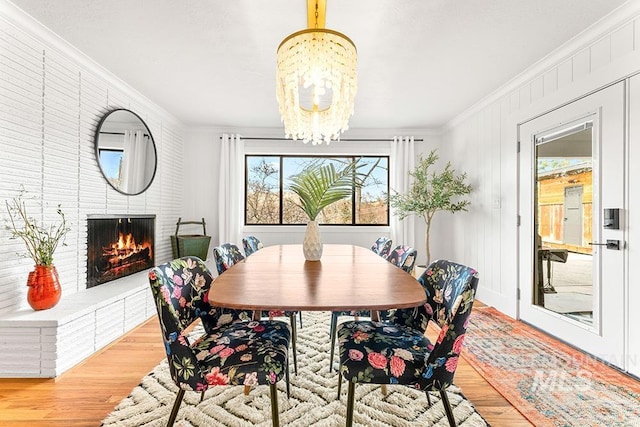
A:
[209,244,426,317]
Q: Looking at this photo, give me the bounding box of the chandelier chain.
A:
[314,2,319,29]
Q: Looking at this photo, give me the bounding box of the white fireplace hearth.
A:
[0,270,155,378]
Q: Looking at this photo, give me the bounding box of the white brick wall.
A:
[0,270,154,377]
[0,4,183,376]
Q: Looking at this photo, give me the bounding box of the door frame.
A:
[517,82,626,369]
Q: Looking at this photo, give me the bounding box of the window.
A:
[245,155,389,225]
[98,149,124,189]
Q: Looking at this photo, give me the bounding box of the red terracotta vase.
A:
[26,265,62,310]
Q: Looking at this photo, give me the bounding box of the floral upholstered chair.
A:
[336,260,479,427]
[387,244,418,274]
[370,237,392,258]
[214,242,301,374]
[212,243,245,275]
[242,235,264,257]
[148,257,291,427]
[328,309,369,372]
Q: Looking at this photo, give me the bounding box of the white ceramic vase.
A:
[303,219,323,261]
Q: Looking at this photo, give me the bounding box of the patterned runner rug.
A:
[463,306,640,427]
[102,311,487,426]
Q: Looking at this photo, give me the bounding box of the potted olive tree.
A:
[389,149,472,265]
[5,189,70,310]
[289,161,361,261]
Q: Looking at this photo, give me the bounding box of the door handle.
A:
[589,240,620,250]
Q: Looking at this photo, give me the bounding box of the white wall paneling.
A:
[627,74,640,378]
[0,5,184,376]
[441,3,640,373]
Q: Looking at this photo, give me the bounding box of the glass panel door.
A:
[518,82,625,369]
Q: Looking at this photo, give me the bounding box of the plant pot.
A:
[26,265,62,310]
[303,220,323,261]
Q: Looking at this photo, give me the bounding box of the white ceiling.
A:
[10,0,629,130]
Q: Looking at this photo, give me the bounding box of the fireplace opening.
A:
[87,215,155,288]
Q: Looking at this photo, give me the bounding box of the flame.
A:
[103,232,153,267]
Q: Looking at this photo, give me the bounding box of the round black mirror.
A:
[94,109,157,195]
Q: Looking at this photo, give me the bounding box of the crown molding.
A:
[0,0,183,129]
[186,125,440,140]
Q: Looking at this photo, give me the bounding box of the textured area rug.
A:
[463,307,640,427]
[102,311,487,426]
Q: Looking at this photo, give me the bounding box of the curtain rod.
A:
[219,136,424,142]
[100,131,150,137]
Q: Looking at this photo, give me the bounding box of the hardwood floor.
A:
[0,304,531,427]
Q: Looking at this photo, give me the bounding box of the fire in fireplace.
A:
[87,215,155,288]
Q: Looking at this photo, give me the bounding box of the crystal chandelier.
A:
[276,0,357,145]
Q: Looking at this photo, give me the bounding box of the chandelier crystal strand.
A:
[276,28,357,145]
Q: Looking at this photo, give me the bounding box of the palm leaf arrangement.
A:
[288,161,361,221]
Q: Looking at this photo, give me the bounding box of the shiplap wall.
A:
[0,4,183,376]
[439,2,640,318]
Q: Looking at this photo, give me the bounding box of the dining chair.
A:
[336,259,479,427]
[242,235,264,257]
[148,256,291,427]
[328,242,410,372]
[387,244,418,274]
[370,237,392,258]
[212,243,245,275]
[328,309,370,372]
[214,243,300,374]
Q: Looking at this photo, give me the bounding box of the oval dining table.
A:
[209,243,426,412]
[208,244,426,316]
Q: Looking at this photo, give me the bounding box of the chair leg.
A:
[286,357,291,399]
[425,390,432,406]
[289,314,298,375]
[346,381,356,427]
[269,383,280,427]
[329,313,338,372]
[439,389,457,427]
[200,390,205,402]
[166,389,185,427]
[336,367,342,399]
[299,311,303,327]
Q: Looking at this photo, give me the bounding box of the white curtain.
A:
[121,130,149,194]
[218,133,244,246]
[390,136,416,249]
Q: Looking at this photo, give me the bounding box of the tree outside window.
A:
[245,155,389,226]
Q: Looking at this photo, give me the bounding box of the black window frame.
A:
[244,154,390,226]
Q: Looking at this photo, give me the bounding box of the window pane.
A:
[99,149,123,189]
[246,156,280,224]
[282,157,353,225]
[356,157,389,225]
[244,154,389,226]
[282,157,310,224]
